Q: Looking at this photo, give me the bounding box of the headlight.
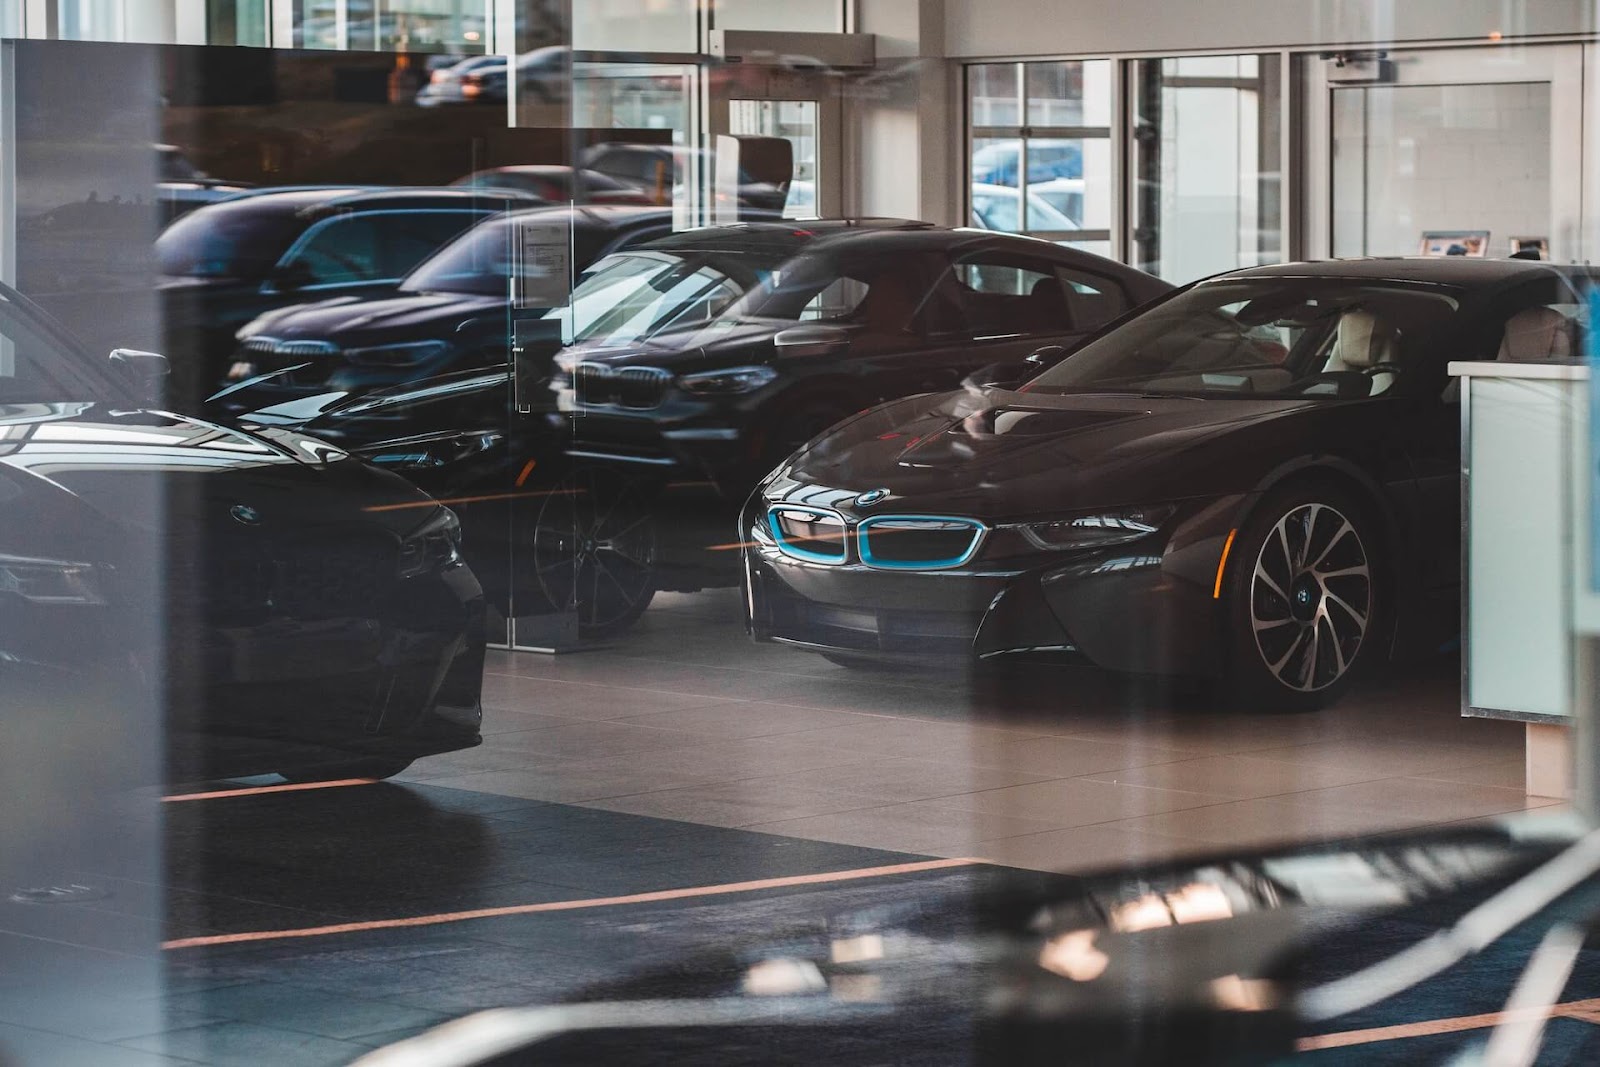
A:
[1012,505,1176,551]
[0,553,105,605]
[362,431,504,471]
[677,365,777,396]
[398,508,463,577]
[345,341,450,368]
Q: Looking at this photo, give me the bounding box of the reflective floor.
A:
[0,591,1562,1065]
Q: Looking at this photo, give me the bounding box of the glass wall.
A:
[1131,53,1283,283]
[966,59,1113,255]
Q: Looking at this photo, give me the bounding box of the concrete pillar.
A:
[850,0,952,225]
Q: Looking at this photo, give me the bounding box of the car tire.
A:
[279,758,412,783]
[529,466,658,640]
[1221,484,1382,712]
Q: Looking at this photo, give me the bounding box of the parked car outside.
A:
[970,139,1083,186]
[969,181,1080,233]
[414,54,506,107]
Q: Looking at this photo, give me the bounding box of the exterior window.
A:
[1131,54,1285,283]
[966,59,1113,249]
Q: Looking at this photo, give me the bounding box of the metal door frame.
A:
[706,66,845,219]
[1302,42,1585,262]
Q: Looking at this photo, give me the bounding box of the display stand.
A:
[1450,360,1584,798]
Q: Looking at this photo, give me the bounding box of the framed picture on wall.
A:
[1510,236,1550,260]
[1419,230,1490,257]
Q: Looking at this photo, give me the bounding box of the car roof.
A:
[1222,257,1595,289]
[488,204,677,231]
[307,187,547,212]
[644,218,933,252]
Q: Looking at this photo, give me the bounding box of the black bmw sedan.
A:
[553,225,1172,487]
[216,205,678,415]
[745,258,1592,709]
[0,281,486,782]
[157,185,546,406]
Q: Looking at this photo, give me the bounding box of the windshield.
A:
[557,248,787,346]
[0,288,119,405]
[1025,277,1462,400]
[400,216,517,297]
[155,201,308,279]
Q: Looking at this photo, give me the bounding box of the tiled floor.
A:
[404,590,1549,874]
[1,589,1561,1065]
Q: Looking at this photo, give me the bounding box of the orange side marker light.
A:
[1213,529,1237,600]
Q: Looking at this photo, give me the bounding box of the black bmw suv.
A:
[551,225,1171,486]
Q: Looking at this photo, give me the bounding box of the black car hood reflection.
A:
[359,815,1589,1066]
[243,290,505,347]
[0,403,428,540]
[777,387,1322,517]
[559,317,796,374]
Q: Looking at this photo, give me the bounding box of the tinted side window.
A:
[1055,266,1129,331]
[284,211,480,286]
[950,256,1072,337]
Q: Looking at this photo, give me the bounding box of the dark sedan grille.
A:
[173,530,397,623]
[573,363,670,409]
[857,517,985,569]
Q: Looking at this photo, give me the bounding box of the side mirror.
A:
[961,360,1030,391]
[267,260,314,292]
[109,348,169,406]
[773,323,852,358]
[1024,344,1072,370]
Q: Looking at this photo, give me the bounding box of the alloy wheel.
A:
[1249,502,1371,693]
[531,469,656,636]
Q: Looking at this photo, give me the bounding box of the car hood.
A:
[354,814,1588,1067]
[243,291,506,346]
[559,317,787,374]
[0,403,438,552]
[772,386,1338,519]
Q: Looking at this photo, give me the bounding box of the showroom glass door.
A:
[1304,44,1584,262]
[708,66,843,219]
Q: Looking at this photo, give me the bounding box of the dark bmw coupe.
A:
[745,258,1592,708]
[0,282,486,782]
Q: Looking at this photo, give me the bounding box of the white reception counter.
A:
[1448,359,1586,798]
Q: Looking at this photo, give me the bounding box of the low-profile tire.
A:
[279,758,412,783]
[1221,484,1382,712]
[529,467,657,640]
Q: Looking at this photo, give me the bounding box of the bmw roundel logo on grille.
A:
[230,504,263,526]
[854,488,889,508]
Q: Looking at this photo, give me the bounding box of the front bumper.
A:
[558,393,760,479]
[744,500,1241,679]
[5,559,487,779]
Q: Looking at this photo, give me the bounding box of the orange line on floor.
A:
[161,779,375,803]
[1297,996,1600,1051]
[363,488,582,513]
[162,857,981,950]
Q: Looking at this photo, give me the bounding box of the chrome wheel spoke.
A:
[1323,590,1369,635]
[1250,501,1371,694]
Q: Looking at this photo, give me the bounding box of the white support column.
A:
[850,0,950,224]
[173,0,206,43]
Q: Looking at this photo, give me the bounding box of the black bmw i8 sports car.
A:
[744,258,1594,708]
